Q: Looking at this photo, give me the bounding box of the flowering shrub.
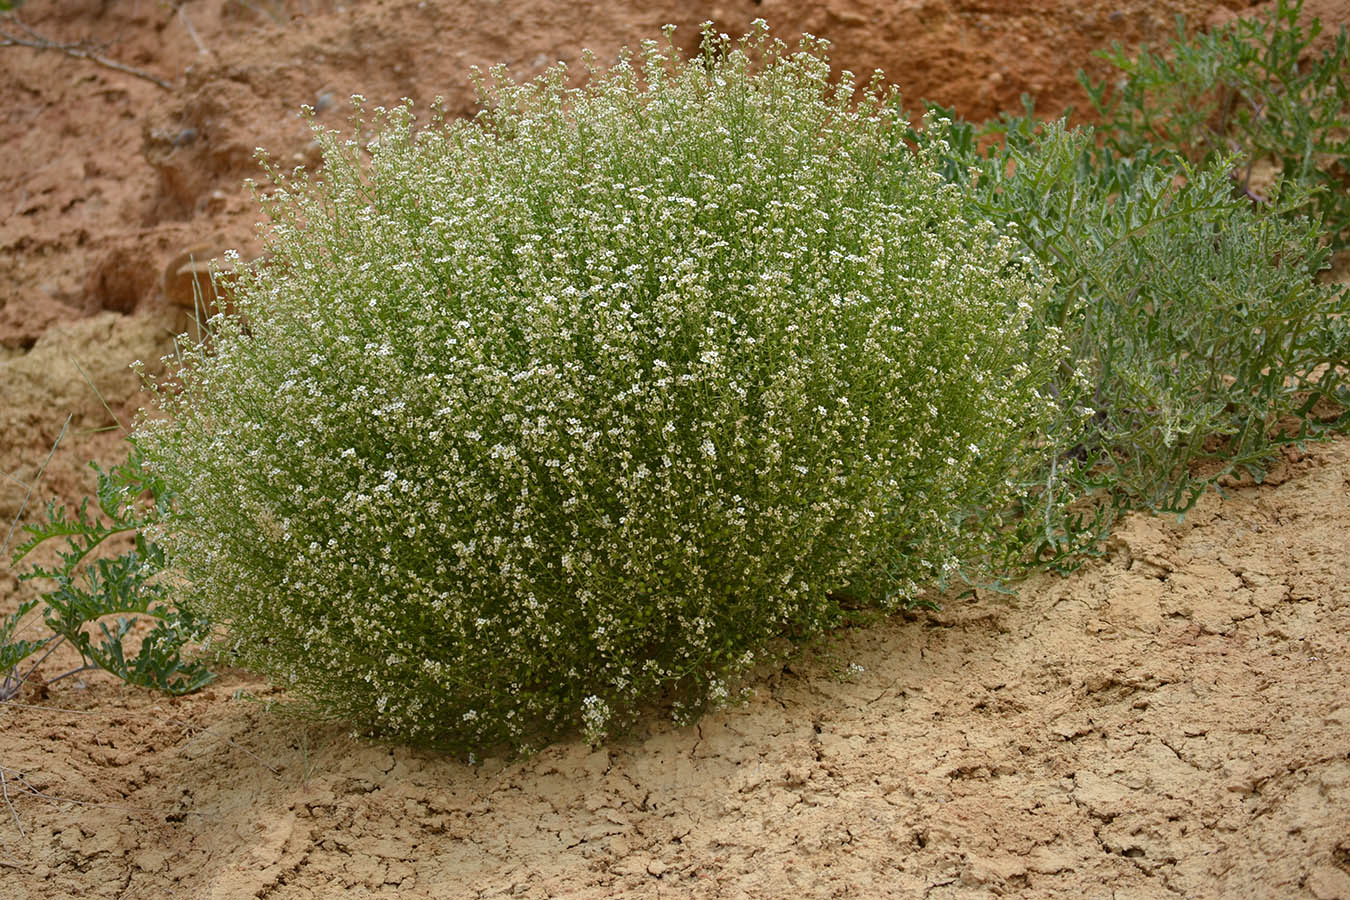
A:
[137,24,1060,751]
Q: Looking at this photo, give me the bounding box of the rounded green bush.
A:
[138,24,1059,751]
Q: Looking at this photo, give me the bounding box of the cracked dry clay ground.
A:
[5,436,1349,899]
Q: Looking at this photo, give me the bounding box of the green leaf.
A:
[10,444,212,697]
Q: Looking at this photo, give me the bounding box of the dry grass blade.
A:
[69,355,127,435]
[0,413,70,560]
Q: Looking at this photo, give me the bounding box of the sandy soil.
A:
[2,0,1348,897]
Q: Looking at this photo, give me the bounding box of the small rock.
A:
[1050,716,1093,741]
[1025,847,1077,875]
[132,847,170,872]
[1307,865,1350,900]
[828,8,868,26]
[966,854,1026,884]
[204,189,230,215]
[1072,771,1129,816]
[647,859,667,877]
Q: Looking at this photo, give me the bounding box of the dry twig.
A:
[0,14,173,91]
[176,6,209,57]
[0,768,23,838]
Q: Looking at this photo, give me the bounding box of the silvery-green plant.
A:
[916,110,1349,570]
[137,23,1061,752]
[1082,0,1350,251]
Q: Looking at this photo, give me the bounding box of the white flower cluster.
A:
[137,22,1060,752]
